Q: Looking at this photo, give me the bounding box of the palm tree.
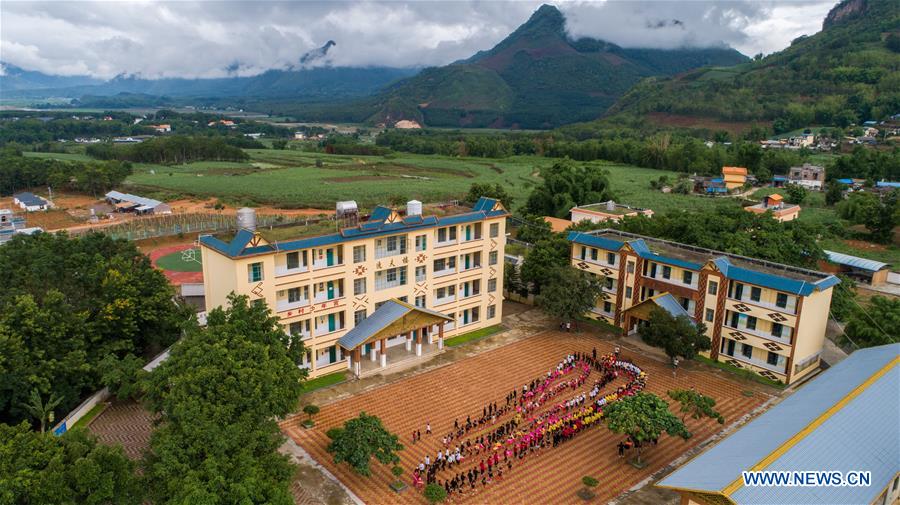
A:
[22,389,62,433]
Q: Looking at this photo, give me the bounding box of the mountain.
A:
[0,62,103,91]
[362,4,748,128]
[604,0,900,132]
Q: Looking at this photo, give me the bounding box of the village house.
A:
[13,192,53,212]
[788,163,825,190]
[744,193,801,222]
[569,201,654,224]
[722,166,748,190]
[150,124,171,133]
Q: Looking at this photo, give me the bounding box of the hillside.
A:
[364,4,747,129]
[605,0,900,132]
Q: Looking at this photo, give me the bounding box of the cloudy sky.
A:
[1,0,837,79]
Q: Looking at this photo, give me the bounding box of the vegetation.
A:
[836,189,899,243]
[843,295,900,348]
[303,404,320,428]
[423,482,448,504]
[20,389,62,434]
[142,294,307,504]
[0,424,143,504]
[638,307,711,363]
[536,267,605,327]
[519,233,570,294]
[667,389,725,425]
[327,412,403,476]
[0,232,190,426]
[443,325,504,347]
[1,146,131,196]
[604,393,689,466]
[302,371,347,392]
[465,182,514,208]
[87,135,249,164]
[525,158,613,217]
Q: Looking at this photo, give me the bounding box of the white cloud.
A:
[0,1,838,79]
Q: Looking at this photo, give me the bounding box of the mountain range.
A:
[602,0,900,132]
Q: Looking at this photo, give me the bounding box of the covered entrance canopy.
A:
[338,299,453,377]
[622,293,693,335]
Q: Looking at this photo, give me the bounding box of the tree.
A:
[536,267,605,327]
[303,404,320,428]
[667,389,725,424]
[141,294,307,504]
[843,296,900,348]
[604,393,689,466]
[519,233,570,294]
[98,353,147,401]
[837,190,900,243]
[525,158,613,217]
[515,215,553,244]
[0,423,143,504]
[638,307,710,362]
[784,183,808,204]
[424,483,448,504]
[327,412,403,476]
[465,182,514,209]
[21,389,62,433]
[272,139,288,150]
[0,232,192,426]
[825,181,844,206]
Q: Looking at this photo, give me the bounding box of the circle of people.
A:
[409,348,647,497]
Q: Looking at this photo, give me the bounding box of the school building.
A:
[199,198,507,378]
[568,229,841,385]
[657,343,899,505]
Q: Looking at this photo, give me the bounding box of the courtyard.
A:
[281,330,771,504]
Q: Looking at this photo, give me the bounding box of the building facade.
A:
[570,201,654,224]
[199,198,507,378]
[568,230,840,385]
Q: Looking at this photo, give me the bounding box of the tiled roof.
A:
[658,344,900,505]
[337,299,452,350]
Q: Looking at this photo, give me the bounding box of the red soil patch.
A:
[149,243,203,285]
[843,239,889,252]
[647,112,770,136]
[281,332,768,505]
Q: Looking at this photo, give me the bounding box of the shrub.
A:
[423,483,448,504]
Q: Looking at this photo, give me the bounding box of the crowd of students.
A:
[409,349,647,498]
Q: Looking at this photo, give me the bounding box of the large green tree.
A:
[638,307,710,362]
[519,233,570,294]
[667,389,725,425]
[0,423,142,504]
[0,232,192,426]
[524,158,613,217]
[604,393,689,465]
[327,412,403,476]
[465,182,514,209]
[843,295,900,348]
[141,294,307,504]
[536,267,605,327]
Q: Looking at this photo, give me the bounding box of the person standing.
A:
[426,422,432,435]
[614,346,620,359]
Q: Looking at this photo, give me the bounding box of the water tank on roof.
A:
[237,207,257,231]
[336,200,358,217]
[407,200,422,216]
[606,200,616,211]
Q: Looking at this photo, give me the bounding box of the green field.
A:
[23,151,93,162]
[155,248,203,272]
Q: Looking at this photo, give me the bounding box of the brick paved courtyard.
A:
[281,331,771,505]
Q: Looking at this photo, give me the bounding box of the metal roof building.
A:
[104,190,171,214]
[823,250,891,286]
[657,343,900,505]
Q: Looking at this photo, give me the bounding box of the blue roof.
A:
[824,250,889,272]
[471,196,498,212]
[369,206,392,222]
[836,178,854,184]
[651,293,693,319]
[567,231,624,251]
[712,257,838,296]
[626,238,702,271]
[772,175,788,181]
[337,299,452,350]
[200,198,506,258]
[658,344,900,505]
[875,181,900,188]
[13,192,49,207]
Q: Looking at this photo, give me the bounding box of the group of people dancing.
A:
[409,348,647,498]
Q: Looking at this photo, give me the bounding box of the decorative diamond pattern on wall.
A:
[576,261,589,270]
[416,253,427,264]
[729,332,746,341]
[601,268,613,276]
[726,359,743,369]
[768,313,787,322]
[354,265,367,276]
[763,342,783,351]
[250,283,264,297]
[759,370,779,380]
[733,304,751,312]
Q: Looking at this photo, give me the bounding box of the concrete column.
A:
[370,345,377,362]
[347,350,353,370]
[380,339,387,367]
[405,331,412,352]
[415,331,422,356]
[438,323,445,350]
[354,349,361,377]
[380,352,387,367]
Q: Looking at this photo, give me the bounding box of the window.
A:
[354,309,367,325]
[771,323,783,338]
[705,308,714,322]
[708,281,718,296]
[286,251,300,269]
[489,223,499,238]
[415,295,426,308]
[489,251,498,265]
[488,278,497,292]
[626,261,635,274]
[252,298,266,309]
[750,286,762,302]
[353,245,366,263]
[590,248,598,261]
[416,266,426,282]
[625,287,633,299]
[580,246,586,260]
[766,351,780,366]
[487,304,496,319]
[604,277,614,290]
[415,234,427,251]
[607,252,616,265]
[776,293,788,309]
[353,278,366,295]
[438,226,456,243]
[662,265,671,279]
[683,271,693,285]
[248,262,263,282]
[746,316,757,331]
[603,301,613,313]
[287,287,304,303]
[741,344,753,359]
[289,321,307,336]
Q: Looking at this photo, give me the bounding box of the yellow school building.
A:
[199,198,507,378]
[568,230,841,385]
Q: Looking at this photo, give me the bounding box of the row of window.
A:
[720,338,787,371]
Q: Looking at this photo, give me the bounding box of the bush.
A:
[423,483,448,504]
[582,476,599,488]
[391,465,404,478]
[326,427,344,440]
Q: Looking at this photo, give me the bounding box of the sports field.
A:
[281,332,770,505]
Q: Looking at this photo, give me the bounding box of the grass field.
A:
[23,151,93,162]
[154,248,203,272]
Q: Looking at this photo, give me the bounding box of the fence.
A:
[66,212,315,241]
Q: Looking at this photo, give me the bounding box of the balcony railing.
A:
[313,292,343,303]
[434,295,456,306]
[459,262,482,272]
[275,265,308,277]
[433,266,456,278]
[314,325,344,337]
[436,238,457,248]
[312,259,342,269]
[375,277,406,291]
[728,295,797,315]
[276,298,310,312]
[644,273,698,290]
[721,351,787,375]
[723,323,793,346]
